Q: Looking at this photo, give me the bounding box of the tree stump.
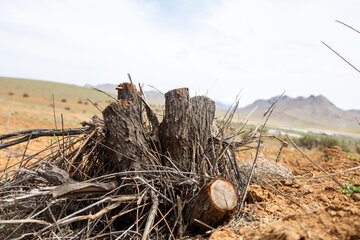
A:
[159,88,192,169]
[159,91,216,171]
[102,84,238,234]
[102,83,152,172]
[189,96,216,174]
[184,178,238,232]
[189,96,215,149]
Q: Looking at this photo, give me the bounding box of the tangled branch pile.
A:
[0,82,290,239]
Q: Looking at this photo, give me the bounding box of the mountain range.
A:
[237,94,360,133]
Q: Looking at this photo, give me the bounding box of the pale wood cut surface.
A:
[210,179,238,210]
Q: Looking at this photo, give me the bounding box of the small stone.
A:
[329,210,337,216]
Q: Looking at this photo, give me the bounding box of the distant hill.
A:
[85,83,165,105]
[86,83,231,108]
[215,101,231,110]
[0,76,114,102]
[348,109,360,117]
[84,83,117,94]
[237,94,359,132]
[143,90,165,106]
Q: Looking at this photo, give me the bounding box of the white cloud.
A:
[0,0,359,109]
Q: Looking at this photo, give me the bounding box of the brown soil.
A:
[207,146,360,240]
[0,94,97,172]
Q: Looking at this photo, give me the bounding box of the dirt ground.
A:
[1,93,360,240]
[206,146,360,240]
[0,93,102,172]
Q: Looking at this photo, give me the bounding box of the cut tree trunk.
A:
[159,91,216,171]
[184,178,238,232]
[159,88,192,170]
[102,83,153,172]
[189,96,216,174]
[189,96,215,149]
[103,100,152,171]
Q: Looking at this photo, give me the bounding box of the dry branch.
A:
[142,190,159,240]
[0,219,51,226]
[0,128,88,149]
[51,181,118,198]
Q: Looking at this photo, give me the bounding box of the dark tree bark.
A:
[103,83,153,171]
[159,88,192,170]
[189,96,216,174]
[189,96,215,149]
[184,178,238,232]
[103,100,152,171]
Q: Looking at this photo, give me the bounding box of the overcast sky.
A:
[0,0,359,109]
